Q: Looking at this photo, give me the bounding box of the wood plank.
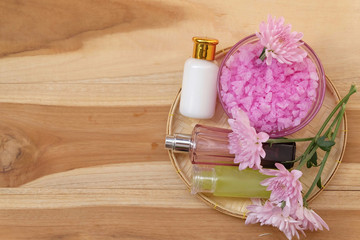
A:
[0,0,359,239]
[0,103,358,188]
[20,161,360,192]
[0,188,204,210]
[0,207,357,240]
[343,110,360,163]
[0,187,355,210]
[0,157,358,211]
[0,79,181,107]
[0,104,169,187]
[0,1,358,108]
[0,0,183,58]
[326,163,360,190]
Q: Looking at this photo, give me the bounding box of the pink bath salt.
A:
[264,85,271,93]
[265,92,273,102]
[225,55,235,67]
[289,93,300,102]
[284,67,295,76]
[299,111,308,119]
[259,103,271,114]
[220,68,231,92]
[231,81,245,96]
[297,102,309,110]
[267,111,277,123]
[292,110,300,118]
[220,41,319,134]
[242,71,253,82]
[255,58,263,65]
[239,96,253,111]
[260,124,273,133]
[307,89,317,100]
[277,101,289,110]
[265,69,274,82]
[278,117,293,130]
[310,80,319,89]
[250,108,264,122]
[294,117,302,126]
[298,79,309,89]
[310,71,319,81]
[237,49,255,64]
[306,58,316,70]
[277,74,286,82]
[294,61,307,72]
[221,92,237,109]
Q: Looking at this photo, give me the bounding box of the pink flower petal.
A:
[256,15,307,66]
[228,108,269,170]
[257,132,270,142]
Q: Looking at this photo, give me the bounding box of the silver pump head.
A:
[165,134,192,152]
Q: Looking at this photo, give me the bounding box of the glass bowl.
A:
[217,34,326,138]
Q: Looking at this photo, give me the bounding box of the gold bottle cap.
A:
[192,37,219,61]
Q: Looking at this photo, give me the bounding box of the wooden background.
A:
[0,0,359,239]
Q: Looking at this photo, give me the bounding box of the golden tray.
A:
[166,48,347,219]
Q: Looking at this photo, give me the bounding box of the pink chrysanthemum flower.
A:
[246,164,329,239]
[260,163,303,206]
[256,15,307,65]
[298,207,329,232]
[246,199,305,240]
[228,108,269,170]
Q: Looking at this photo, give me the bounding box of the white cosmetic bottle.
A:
[180,37,219,119]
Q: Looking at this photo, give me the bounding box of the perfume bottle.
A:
[179,37,219,119]
[191,165,270,198]
[165,124,295,169]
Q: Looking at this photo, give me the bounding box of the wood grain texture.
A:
[0,0,359,239]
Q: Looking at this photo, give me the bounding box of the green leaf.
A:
[306,160,312,168]
[306,152,318,169]
[317,177,322,189]
[316,136,335,151]
[327,131,333,139]
[309,152,318,166]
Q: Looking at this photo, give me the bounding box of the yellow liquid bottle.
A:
[191,165,271,198]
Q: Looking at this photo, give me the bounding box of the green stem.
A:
[259,47,266,61]
[282,155,303,164]
[303,153,330,201]
[266,137,314,144]
[297,85,356,168]
[324,109,343,137]
[298,105,346,169]
[314,85,356,137]
[303,104,346,202]
[297,146,318,169]
[297,139,316,169]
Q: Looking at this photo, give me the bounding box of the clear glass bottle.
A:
[191,165,270,198]
[165,124,295,169]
